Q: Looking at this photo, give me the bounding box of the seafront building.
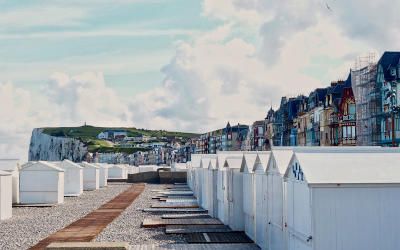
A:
[194,51,400,152]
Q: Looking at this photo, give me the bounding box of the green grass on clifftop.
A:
[42,125,199,153]
[43,125,199,140]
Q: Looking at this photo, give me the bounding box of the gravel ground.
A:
[0,183,131,250]
[95,184,187,245]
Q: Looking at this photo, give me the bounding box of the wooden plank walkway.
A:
[151,202,199,208]
[162,214,210,219]
[142,218,222,228]
[165,225,232,234]
[29,183,145,250]
[131,244,260,249]
[143,208,207,213]
[185,232,253,244]
[158,191,193,196]
[165,198,197,203]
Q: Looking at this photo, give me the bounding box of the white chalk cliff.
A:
[29,128,88,162]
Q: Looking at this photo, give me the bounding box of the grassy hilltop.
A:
[42,125,199,154]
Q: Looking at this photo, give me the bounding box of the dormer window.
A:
[391,67,397,77]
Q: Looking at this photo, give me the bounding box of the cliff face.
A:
[28,128,88,162]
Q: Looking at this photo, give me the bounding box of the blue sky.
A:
[0,0,219,98]
[1,0,400,160]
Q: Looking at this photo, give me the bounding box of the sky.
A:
[1,0,400,160]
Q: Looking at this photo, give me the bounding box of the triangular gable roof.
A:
[267,149,293,175]
[191,154,214,168]
[80,162,99,169]
[0,159,19,171]
[200,157,211,169]
[216,151,243,169]
[199,155,217,168]
[285,152,400,185]
[60,159,83,169]
[21,161,64,172]
[95,163,110,169]
[223,156,243,169]
[208,158,217,170]
[240,152,258,173]
[252,152,271,172]
[0,170,12,176]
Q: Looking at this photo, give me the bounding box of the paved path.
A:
[30,183,145,250]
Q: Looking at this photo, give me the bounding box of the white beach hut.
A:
[0,170,12,220]
[252,152,272,249]
[80,162,99,191]
[191,154,204,197]
[188,155,201,191]
[265,149,293,250]
[199,155,217,209]
[108,165,127,179]
[285,152,400,250]
[0,159,20,204]
[206,158,218,217]
[58,160,83,196]
[186,161,193,189]
[225,156,245,231]
[172,163,187,172]
[240,152,259,241]
[216,151,243,224]
[199,157,211,209]
[126,165,139,175]
[96,164,109,187]
[19,161,64,204]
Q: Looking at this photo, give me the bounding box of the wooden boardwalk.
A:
[29,183,145,250]
[143,184,257,248]
[165,225,232,234]
[131,243,260,249]
[142,218,222,228]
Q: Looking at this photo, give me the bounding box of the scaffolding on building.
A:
[351,53,381,146]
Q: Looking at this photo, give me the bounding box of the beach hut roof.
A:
[216,151,242,169]
[240,152,258,173]
[191,154,210,168]
[0,159,19,171]
[111,164,125,169]
[252,152,272,172]
[0,170,12,176]
[80,162,99,169]
[60,159,83,169]
[285,152,400,185]
[21,161,64,172]
[223,156,243,169]
[267,149,293,175]
[208,158,217,170]
[200,157,211,168]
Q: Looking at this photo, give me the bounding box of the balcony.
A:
[330,114,339,124]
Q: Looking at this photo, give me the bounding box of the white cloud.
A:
[45,72,131,126]
[0,73,132,161]
[127,0,400,133]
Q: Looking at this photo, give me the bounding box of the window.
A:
[342,126,347,138]
[391,68,397,76]
[349,103,356,115]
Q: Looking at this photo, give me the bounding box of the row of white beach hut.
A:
[0,160,135,221]
[188,147,400,250]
